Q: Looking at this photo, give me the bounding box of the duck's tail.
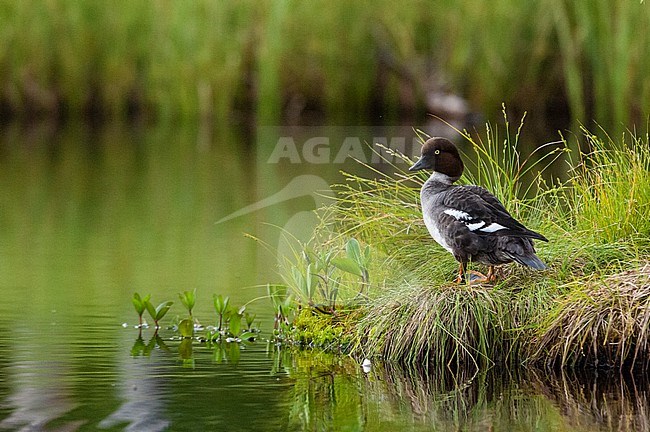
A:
[512,253,547,270]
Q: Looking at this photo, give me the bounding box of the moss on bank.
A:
[289,308,360,352]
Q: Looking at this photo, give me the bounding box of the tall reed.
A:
[1,1,648,132]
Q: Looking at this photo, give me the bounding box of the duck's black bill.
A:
[409,157,426,172]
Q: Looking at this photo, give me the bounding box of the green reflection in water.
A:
[278,349,650,432]
[0,122,280,321]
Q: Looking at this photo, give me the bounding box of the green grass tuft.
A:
[357,282,512,372]
[564,129,650,249]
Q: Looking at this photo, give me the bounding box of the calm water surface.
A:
[0,122,647,431]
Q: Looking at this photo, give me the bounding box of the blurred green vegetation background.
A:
[1,0,648,133]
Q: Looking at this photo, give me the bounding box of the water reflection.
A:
[1,307,649,431]
[280,348,650,431]
[0,361,81,431]
[529,369,650,432]
[97,354,171,432]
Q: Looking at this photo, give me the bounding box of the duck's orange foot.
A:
[454,270,489,284]
[466,269,497,285]
[467,270,489,284]
[454,264,498,285]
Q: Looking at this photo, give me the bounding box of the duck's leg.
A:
[455,262,496,284]
[486,265,496,282]
[455,263,486,284]
[454,262,465,283]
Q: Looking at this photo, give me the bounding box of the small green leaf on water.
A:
[132,293,145,315]
[155,301,174,320]
[229,315,241,336]
[144,300,157,320]
[179,288,196,312]
[213,294,230,314]
[178,318,194,338]
[240,331,257,342]
[245,312,256,328]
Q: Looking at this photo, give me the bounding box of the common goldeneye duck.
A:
[409,137,548,283]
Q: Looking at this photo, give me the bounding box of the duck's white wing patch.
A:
[444,208,509,234]
[466,221,485,231]
[443,208,471,221]
[445,208,491,232]
[479,222,507,233]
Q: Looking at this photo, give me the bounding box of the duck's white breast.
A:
[423,209,454,254]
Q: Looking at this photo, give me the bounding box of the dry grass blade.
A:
[532,263,650,370]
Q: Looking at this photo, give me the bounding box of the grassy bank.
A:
[278,115,650,371]
[1,1,649,132]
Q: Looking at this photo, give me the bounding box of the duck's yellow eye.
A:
[434,149,440,155]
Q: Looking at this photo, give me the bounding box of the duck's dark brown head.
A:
[409,137,464,180]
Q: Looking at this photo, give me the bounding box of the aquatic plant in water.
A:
[125,120,650,372]
[213,294,230,332]
[178,288,197,319]
[144,298,174,330]
[129,290,261,368]
[131,292,151,327]
[245,312,257,330]
[268,283,295,335]
[332,238,371,294]
[281,238,373,315]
